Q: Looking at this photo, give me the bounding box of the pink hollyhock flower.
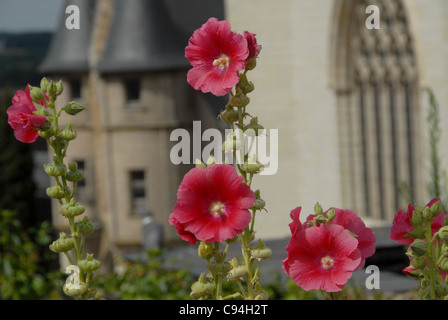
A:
[306,208,376,271]
[168,215,197,245]
[169,164,255,244]
[390,198,446,245]
[287,206,304,236]
[7,85,47,143]
[243,31,261,60]
[283,224,361,292]
[185,17,249,96]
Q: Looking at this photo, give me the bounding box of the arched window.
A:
[331,0,422,222]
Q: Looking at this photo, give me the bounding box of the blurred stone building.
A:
[39,0,226,265]
[39,0,448,265]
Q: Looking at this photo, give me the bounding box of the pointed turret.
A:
[38,0,95,73]
[97,0,189,73]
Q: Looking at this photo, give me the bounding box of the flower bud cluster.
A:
[391,198,448,299]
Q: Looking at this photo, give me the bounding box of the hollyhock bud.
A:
[223,132,242,153]
[410,239,427,256]
[29,86,46,102]
[198,242,214,260]
[251,240,272,260]
[210,261,232,276]
[46,185,66,199]
[55,80,64,96]
[242,155,263,174]
[190,273,214,299]
[430,200,442,218]
[227,258,247,280]
[423,207,432,220]
[40,77,49,92]
[243,117,264,136]
[75,217,96,235]
[63,282,87,297]
[60,122,77,141]
[47,81,57,97]
[60,200,85,218]
[49,232,74,253]
[78,254,101,272]
[412,209,423,227]
[63,101,86,116]
[412,256,428,269]
[220,108,239,123]
[438,226,448,241]
[66,167,84,183]
[230,94,250,108]
[44,160,66,177]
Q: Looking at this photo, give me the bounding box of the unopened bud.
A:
[326,208,336,221]
[46,185,66,199]
[60,122,77,141]
[29,86,46,101]
[198,242,214,260]
[220,109,239,123]
[245,56,257,70]
[209,261,232,276]
[44,161,66,177]
[430,200,442,218]
[314,202,324,215]
[195,159,206,168]
[47,81,57,97]
[60,200,85,218]
[230,94,250,108]
[55,80,64,96]
[63,282,87,297]
[75,217,96,234]
[410,239,427,256]
[242,155,262,174]
[49,232,74,253]
[227,258,247,280]
[40,77,49,92]
[423,207,432,220]
[412,256,428,269]
[250,240,272,260]
[437,226,448,242]
[190,273,214,299]
[206,155,216,166]
[78,254,101,272]
[63,101,86,116]
[412,209,423,227]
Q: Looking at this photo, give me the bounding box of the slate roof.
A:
[39,0,225,74]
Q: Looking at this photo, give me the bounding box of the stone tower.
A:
[39,0,226,265]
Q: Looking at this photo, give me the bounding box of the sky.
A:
[0,0,64,32]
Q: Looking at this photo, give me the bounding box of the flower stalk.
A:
[33,78,100,299]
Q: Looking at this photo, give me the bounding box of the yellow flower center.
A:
[320,255,335,270]
[213,54,230,69]
[210,201,226,217]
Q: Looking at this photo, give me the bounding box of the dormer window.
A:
[70,79,82,101]
[125,79,141,107]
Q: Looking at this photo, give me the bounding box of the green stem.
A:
[425,226,436,299]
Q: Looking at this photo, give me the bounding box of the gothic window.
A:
[334,0,421,222]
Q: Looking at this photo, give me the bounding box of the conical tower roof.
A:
[97,0,189,74]
[38,0,95,74]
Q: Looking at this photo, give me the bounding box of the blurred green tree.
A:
[0,87,36,227]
